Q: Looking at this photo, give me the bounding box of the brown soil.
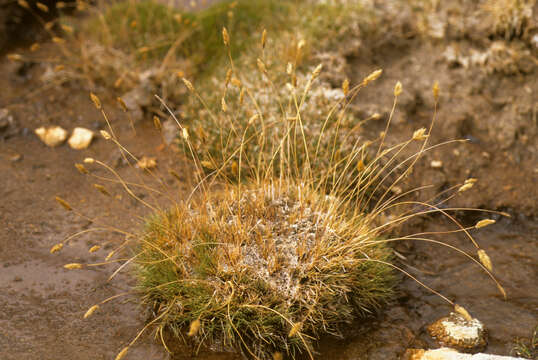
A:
[1,5,537,360]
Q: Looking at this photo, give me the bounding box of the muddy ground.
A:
[1,2,537,360]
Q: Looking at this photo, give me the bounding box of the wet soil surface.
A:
[1,14,537,360]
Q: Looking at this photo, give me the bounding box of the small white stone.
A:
[406,347,525,360]
[35,126,67,147]
[431,160,443,169]
[68,127,94,150]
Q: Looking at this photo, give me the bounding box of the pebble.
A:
[68,127,94,150]
[431,160,443,169]
[404,348,525,360]
[34,126,68,147]
[428,313,487,351]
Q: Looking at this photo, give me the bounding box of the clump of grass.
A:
[50,5,507,360]
[511,326,537,359]
[481,0,535,39]
[138,180,394,358]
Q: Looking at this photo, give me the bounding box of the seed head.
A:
[93,184,111,196]
[412,128,428,141]
[61,24,73,34]
[222,27,230,46]
[286,62,293,75]
[248,114,259,125]
[116,97,127,112]
[7,53,23,61]
[90,93,101,109]
[433,81,440,101]
[221,97,228,112]
[52,37,65,44]
[297,39,306,50]
[115,347,129,360]
[363,69,383,84]
[458,183,474,192]
[153,116,162,131]
[55,196,72,211]
[36,2,49,12]
[50,243,64,254]
[100,130,111,140]
[30,43,40,52]
[231,77,242,87]
[454,304,472,321]
[342,78,350,96]
[182,78,195,92]
[312,63,323,79]
[105,250,116,261]
[17,0,29,8]
[239,88,245,105]
[225,68,232,86]
[84,305,99,319]
[84,157,95,164]
[56,1,65,8]
[394,81,403,97]
[187,319,201,336]
[288,322,302,338]
[75,163,89,174]
[477,249,493,272]
[273,352,283,360]
[257,58,267,74]
[64,263,83,270]
[89,245,101,253]
[261,29,267,49]
[475,219,495,229]
[182,128,189,140]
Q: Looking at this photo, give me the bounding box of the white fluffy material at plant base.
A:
[68,127,94,150]
[411,348,525,360]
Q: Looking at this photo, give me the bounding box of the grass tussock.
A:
[44,1,510,359]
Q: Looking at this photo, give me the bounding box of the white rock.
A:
[405,348,525,360]
[68,127,94,150]
[428,313,486,351]
[35,126,67,147]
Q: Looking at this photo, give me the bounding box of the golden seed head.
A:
[297,39,306,50]
[454,304,472,321]
[173,13,182,23]
[371,112,381,120]
[225,68,232,86]
[477,249,493,272]
[83,157,95,164]
[18,0,30,8]
[222,27,230,46]
[312,63,323,78]
[182,78,195,92]
[90,93,101,109]
[257,58,267,74]
[231,161,238,175]
[342,78,350,96]
[433,81,440,101]
[221,97,228,112]
[115,347,129,360]
[273,352,283,360]
[239,88,245,105]
[248,114,259,125]
[261,29,267,49]
[182,128,189,140]
[30,43,40,52]
[84,305,99,319]
[475,219,496,229]
[36,2,49,12]
[187,319,201,336]
[105,250,116,261]
[153,116,162,131]
[116,97,127,112]
[50,243,64,254]
[412,128,428,141]
[200,160,215,169]
[356,159,365,172]
[364,69,383,84]
[61,24,73,34]
[100,130,111,140]
[7,53,23,61]
[231,77,241,87]
[75,163,89,174]
[56,1,65,8]
[394,81,403,97]
[288,322,302,338]
[458,183,474,192]
[465,178,477,184]
[64,263,83,270]
[286,62,293,75]
[89,245,101,253]
[52,36,65,44]
[93,184,110,196]
[44,22,54,31]
[55,196,72,211]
